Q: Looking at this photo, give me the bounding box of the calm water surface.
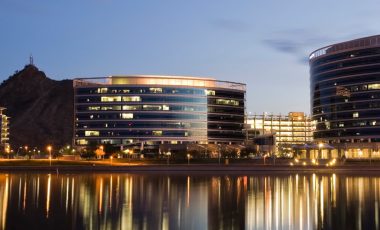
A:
[0,172,378,230]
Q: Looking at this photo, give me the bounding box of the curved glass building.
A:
[73,76,245,151]
[310,35,380,158]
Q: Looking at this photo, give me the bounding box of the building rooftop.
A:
[309,34,380,61]
[74,75,246,91]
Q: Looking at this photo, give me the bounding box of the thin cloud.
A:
[263,29,334,64]
[263,28,379,65]
[263,39,300,54]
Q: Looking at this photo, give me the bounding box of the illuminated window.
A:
[368,84,380,90]
[85,131,99,136]
[143,105,162,110]
[206,90,215,96]
[77,139,88,145]
[216,99,239,106]
[121,113,133,119]
[149,88,163,93]
[163,105,170,111]
[123,96,141,102]
[152,130,162,136]
[353,112,359,118]
[122,105,140,110]
[97,88,108,93]
[88,106,100,110]
[101,106,121,111]
[101,96,121,102]
[101,106,113,111]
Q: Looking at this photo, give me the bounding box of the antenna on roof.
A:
[29,54,34,66]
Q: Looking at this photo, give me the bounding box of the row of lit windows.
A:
[82,130,207,137]
[318,120,379,130]
[248,120,311,125]
[313,83,380,98]
[85,88,231,97]
[82,104,207,112]
[215,99,239,106]
[77,113,208,120]
[77,96,208,104]
[82,87,207,95]
[251,127,313,133]
[277,137,312,142]
[100,96,141,102]
[84,130,170,137]
[77,121,207,129]
[249,124,313,129]
[76,139,206,146]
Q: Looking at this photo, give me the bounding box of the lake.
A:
[0,172,378,229]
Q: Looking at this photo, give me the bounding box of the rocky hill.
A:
[0,65,73,149]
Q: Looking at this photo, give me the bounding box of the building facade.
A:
[73,76,245,151]
[246,112,314,155]
[0,108,9,152]
[310,35,380,158]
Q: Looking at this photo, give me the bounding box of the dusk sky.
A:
[1,0,380,114]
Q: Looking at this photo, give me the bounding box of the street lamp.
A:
[100,145,104,159]
[187,154,191,165]
[47,145,52,166]
[318,143,324,161]
[110,156,113,166]
[5,147,10,159]
[24,145,28,157]
[217,144,221,164]
[166,151,171,165]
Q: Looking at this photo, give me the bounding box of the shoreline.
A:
[0,164,379,174]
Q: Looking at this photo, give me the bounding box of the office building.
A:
[246,112,314,155]
[73,76,246,152]
[310,35,380,158]
[0,108,9,152]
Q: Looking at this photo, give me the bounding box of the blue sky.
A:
[1,0,380,114]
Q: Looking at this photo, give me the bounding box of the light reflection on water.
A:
[0,173,378,229]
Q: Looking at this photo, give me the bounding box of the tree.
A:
[79,148,95,159]
[59,145,76,155]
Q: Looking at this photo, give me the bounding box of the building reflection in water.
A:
[0,173,378,229]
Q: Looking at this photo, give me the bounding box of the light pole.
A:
[166,151,171,165]
[318,143,323,163]
[218,144,221,164]
[5,147,10,159]
[110,156,113,166]
[187,154,191,165]
[25,145,28,159]
[16,147,22,157]
[100,145,104,159]
[47,145,52,166]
